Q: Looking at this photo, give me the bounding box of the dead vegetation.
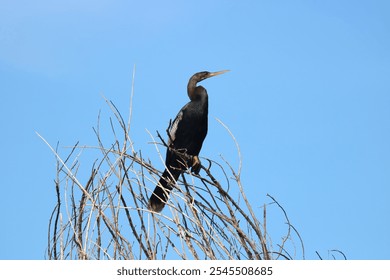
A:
[42,94,305,260]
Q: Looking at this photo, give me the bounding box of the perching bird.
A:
[148,70,229,212]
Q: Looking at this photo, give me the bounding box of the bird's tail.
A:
[148,168,181,212]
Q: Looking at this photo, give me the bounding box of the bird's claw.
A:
[191,155,201,175]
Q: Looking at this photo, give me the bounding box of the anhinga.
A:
[148,70,229,212]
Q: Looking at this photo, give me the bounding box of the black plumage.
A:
[148,70,229,212]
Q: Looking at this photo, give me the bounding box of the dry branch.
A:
[44,98,305,260]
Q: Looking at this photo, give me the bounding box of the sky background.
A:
[1,0,389,260]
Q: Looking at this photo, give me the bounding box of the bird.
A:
[148,70,229,212]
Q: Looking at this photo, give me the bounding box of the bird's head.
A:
[191,70,230,83]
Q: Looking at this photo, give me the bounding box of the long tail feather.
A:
[148,168,181,212]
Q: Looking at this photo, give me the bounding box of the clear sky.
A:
[1,1,389,259]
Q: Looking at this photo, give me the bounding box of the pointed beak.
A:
[208,69,230,78]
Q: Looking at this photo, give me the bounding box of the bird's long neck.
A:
[187,78,199,101]
[188,85,208,106]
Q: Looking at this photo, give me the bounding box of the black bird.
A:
[148,70,229,212]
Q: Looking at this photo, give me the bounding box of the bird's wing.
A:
[168,108,185,146]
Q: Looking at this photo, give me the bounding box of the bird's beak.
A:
[208,70,230,78]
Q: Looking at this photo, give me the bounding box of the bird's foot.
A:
[191,155,201,175]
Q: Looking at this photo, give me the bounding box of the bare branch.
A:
[43,89,333,260]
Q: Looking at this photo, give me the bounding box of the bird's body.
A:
[148,70,229,212]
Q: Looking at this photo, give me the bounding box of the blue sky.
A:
[1,1,389,259]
